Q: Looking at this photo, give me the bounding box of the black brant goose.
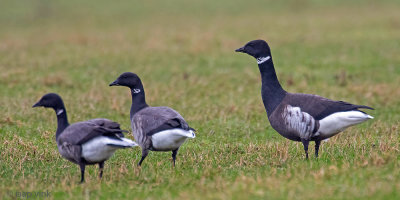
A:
[33,93,137,182]
[235,40,374,159]
[109,72,196,166]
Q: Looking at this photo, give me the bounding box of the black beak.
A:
[109,80,119,86]
[32,101,41,108]
[235,46,245,53]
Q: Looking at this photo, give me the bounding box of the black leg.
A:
[301,139,309,160]
[98,161,105,179]
[79,163,85,183]
[138,149,149,166]
[315,140,321,158]
[172,149,178,167]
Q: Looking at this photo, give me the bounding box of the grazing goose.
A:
[33,93,137,182]
[109,72,196,166]
[235,40,374,159]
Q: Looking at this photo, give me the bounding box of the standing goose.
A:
[235,40,374,159]
[109,72,196,166]
[33,93,137,183]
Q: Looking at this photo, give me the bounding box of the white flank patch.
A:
[318,111,373,138]
[82,136,137,163]
[257,56,271,64]
[56,109,64,115]
[151,129,195,151]
[283,105,316,140]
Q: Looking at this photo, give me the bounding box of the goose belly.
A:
[81,136,119,163]
[151,129,195,151]
[317,111,373,139]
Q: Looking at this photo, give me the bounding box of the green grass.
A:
[1,0,400,199]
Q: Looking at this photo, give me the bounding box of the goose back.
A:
[280,93,373,120]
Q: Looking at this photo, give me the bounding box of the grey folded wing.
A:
[57,118,128,146]
[131,107,189,147]
[285,93,373,120]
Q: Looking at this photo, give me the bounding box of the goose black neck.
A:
[55,107,69,139]
[130,83,149,118]
[258,58,286,117]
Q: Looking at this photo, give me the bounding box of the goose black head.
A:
[109,72,142,89]
[235,40,272,61]
[33,93,66,114]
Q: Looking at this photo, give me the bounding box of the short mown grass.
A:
[1,0,400,199]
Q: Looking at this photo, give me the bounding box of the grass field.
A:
[1,0,400,199]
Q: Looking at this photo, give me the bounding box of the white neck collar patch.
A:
[257,56,271,64]
[133,89,141,94]
[56,109,64,116]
